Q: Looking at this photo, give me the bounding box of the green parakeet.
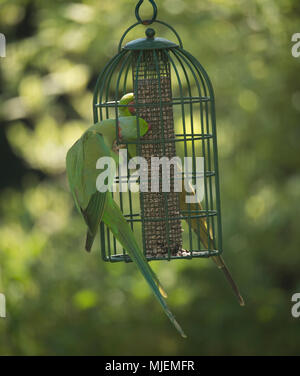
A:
[66,115,187,338]
[119,93,244,306]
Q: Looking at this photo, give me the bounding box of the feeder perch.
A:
[93,0,223,263]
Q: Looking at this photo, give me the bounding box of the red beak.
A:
[128,101,135,115]
[118,122,122,140]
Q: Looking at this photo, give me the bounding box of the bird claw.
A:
[112,140,126,154]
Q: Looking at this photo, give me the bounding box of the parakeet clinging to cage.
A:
[66,116,187,338]
[119,93,244,306]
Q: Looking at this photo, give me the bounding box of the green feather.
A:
[83,191,108,252]
[102,193,186,338]
[66,130,113,249]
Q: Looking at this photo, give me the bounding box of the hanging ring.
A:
[135,0,158,25]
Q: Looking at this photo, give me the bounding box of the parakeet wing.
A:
[66,137,85,213]
[66,130,113,241]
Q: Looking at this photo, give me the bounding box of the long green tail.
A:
[179,189,245,306]
[211,254,245,306]
[102,194,187,338]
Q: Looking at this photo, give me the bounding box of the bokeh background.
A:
[1,0,300,355]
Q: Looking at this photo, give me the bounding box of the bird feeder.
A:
[93,0,223,263]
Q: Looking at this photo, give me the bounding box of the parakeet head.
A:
[118,116,149,142]
[119,93,135,117]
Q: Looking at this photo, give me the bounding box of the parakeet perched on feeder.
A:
[119,93,244,306]
[66,116,187,338]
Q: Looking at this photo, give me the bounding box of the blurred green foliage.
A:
[1,0,300,355]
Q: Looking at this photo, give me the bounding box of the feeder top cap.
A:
[123,27,178,50]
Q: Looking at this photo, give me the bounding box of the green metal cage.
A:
[93,4,223,263]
